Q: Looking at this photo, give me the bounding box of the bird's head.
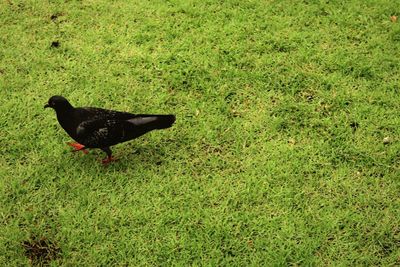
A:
[44,95,73,111]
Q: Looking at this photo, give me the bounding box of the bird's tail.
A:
[123,115,175,141]
[149,114,176,129]
[126,114,176,135]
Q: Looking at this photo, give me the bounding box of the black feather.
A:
[45,96,176,161]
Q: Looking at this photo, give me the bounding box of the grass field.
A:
[1,0,399,265]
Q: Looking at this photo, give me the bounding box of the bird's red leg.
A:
[101,156,117,165]
[66,142,89,154]
[100,147,117,165]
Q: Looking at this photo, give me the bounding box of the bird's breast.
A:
[56,111,81,140]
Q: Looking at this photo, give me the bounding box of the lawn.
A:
[1,0,399,265]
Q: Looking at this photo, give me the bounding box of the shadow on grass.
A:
[63,140,178,172]
[22,236,61,265]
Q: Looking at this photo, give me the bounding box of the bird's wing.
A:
[126,116,159,126]
[76,119,124,147]
[80,107,136,120]
[74,109,175,147]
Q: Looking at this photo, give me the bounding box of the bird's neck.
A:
[56,108,76,134]
[55,107,73,118]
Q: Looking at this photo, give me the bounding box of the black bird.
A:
[45,95,175,164]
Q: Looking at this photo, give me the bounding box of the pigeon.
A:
[44,95,175,164]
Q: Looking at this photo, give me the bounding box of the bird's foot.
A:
[101,156,117,165]
[66,142,89,154]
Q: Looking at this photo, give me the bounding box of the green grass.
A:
[1,0,399,265]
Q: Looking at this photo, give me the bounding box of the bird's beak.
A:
[44,104,50,109]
